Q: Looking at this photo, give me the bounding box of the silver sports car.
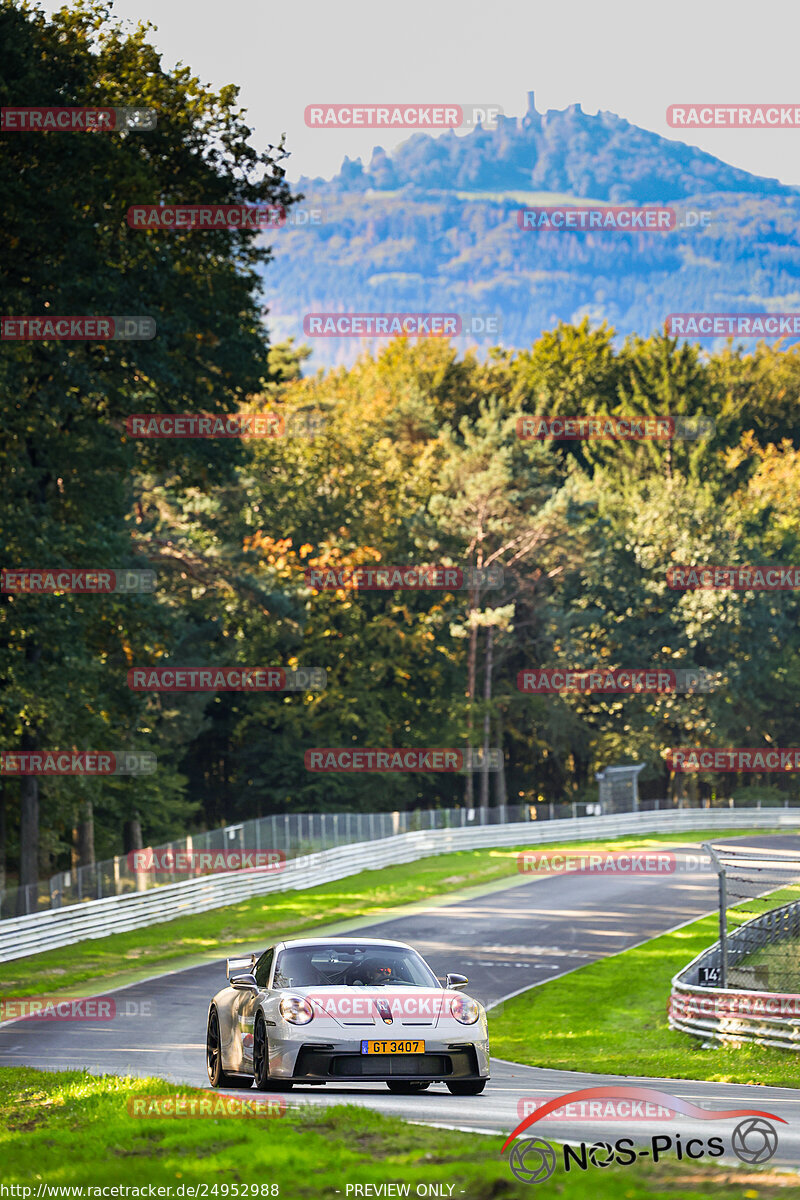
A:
[206,936,490,1094]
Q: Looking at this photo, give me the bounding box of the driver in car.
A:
[350,958,395,986]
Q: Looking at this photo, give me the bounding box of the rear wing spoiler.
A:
[226,953,257,980]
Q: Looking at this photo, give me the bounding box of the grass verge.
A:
[0,828,776,1001]
[490,885,800,1087]
[0,1067,795,1197]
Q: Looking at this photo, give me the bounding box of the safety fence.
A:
[3,802,542,918]
[2,806,799,964]
[4,792,793,920]
[670,896,800,1050]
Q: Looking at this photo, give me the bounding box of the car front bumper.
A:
[268,1032,491,1082]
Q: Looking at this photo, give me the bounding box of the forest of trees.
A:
[3,1,800,896]
[265,181,800,370]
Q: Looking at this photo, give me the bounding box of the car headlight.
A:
[450,995,480,1024]
[280,996,314,1025]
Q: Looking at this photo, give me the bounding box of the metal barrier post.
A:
[719,869,729,987]
[705,842,728,988]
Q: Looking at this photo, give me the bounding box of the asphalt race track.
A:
[3,835,800,1166]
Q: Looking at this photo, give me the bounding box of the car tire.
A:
[253,1014,294,1092]
[386,1081,431,1094]
[446,1080,487,1096]
[206,1007,252,1089]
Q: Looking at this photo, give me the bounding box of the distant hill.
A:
[263,93,800,368]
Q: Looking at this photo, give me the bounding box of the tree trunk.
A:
[671,770,686,808]
[464,577,480,806]
[76,798,95,868]
[124,813,146,892]
[123,813,144,854]
[493,707,507,809]
[479,624,493,808]
[18,729,39,915]
[0,778,6,896]
[17,637,43,915]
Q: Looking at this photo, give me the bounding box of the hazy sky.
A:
[48,0,800,186]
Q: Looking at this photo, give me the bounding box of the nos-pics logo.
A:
[502,1086,782,1183]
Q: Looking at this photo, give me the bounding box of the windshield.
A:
[272,943,440,989]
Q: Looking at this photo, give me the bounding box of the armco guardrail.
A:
[2,807,799,964]
[8,794,789,918]
[670,896,800,1050]
[3,800,575,917]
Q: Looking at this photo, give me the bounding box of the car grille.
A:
[292,1045,480,1080]
[331,1054,448,1077]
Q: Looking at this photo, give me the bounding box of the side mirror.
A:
[231,972,259,992]
[445,973,468,991]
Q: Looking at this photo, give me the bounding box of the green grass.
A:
[0,1067,794,1197]
[490,886,800,1087]
[0,828,773,1001]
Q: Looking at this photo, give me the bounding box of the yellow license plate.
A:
[361,1039,424,1055]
